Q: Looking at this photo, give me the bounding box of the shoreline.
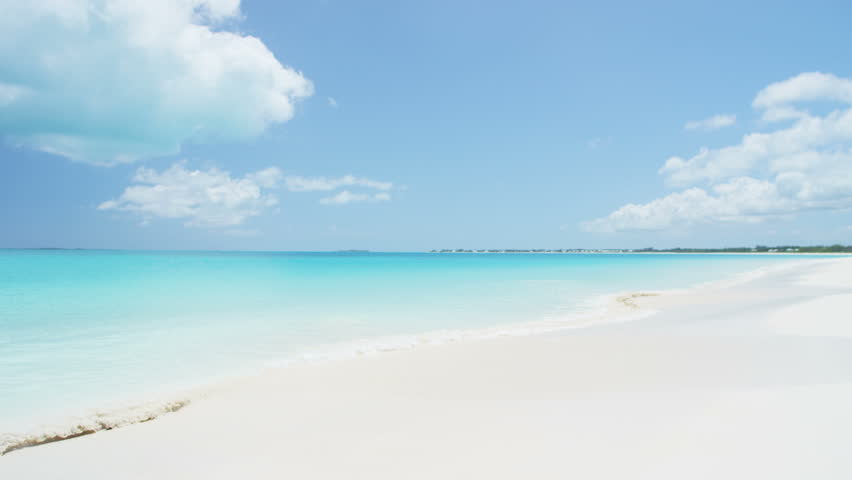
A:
[0,257,824,456]
[0,274,663,455]
[3,256,852,478]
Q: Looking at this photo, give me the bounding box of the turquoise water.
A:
[0,250,806,430]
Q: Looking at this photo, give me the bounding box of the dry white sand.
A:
[3,257,852,479]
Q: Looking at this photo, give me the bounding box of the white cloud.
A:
[582,177,794,232]
[663,72,852,186]
[684,114,736,131]
[753,72,852,109]
[284,175,393,192]
[0,1,312,165]
[101,166,395,226]
[286,174,395,206]
[760,106,809,123]
[247,167,284,188]
[585,72,852,232]
[99,163,282,227]
[662,109,852,186]
[319,191,391,206]
[328,97,338,107]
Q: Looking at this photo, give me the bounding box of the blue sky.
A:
[2,0,852,251]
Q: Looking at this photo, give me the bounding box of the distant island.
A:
[429,245,852,254]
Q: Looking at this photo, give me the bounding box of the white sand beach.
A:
[3,257,852,479]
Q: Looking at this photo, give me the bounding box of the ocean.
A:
[0,250,806,433]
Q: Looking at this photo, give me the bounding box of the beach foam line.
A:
[0,289,656,456]
[0,399,189,456]
[261,295,662,368]
[2,258,830,456]
[258,258,836,367]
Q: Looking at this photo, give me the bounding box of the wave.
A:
[0,290,656,456]
[0,257,828,456]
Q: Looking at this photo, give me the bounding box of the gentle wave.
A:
[0,258,828,456]
[0,288,659,456]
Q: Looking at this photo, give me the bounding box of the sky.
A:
[2,0,852,251]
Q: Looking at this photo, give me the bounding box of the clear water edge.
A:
[0,250,825,447]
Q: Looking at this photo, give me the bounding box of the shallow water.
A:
[0,250,808,430]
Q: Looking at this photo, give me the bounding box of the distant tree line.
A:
[633,245,852,253]
[429,245,852,253]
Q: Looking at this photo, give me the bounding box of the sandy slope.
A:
[3,258,852,479]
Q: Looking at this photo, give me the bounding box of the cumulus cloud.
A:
[0,0,312,165]
[661,109,852,186]
[662,72,852,186]
[99,163,282,227]
[100,165,395,226]
[684,114,736,131]
[585,72,852,232]
[753,72,852,110]
[284,175,393,192]
[582,177,793,232]
[319,191,391,206]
